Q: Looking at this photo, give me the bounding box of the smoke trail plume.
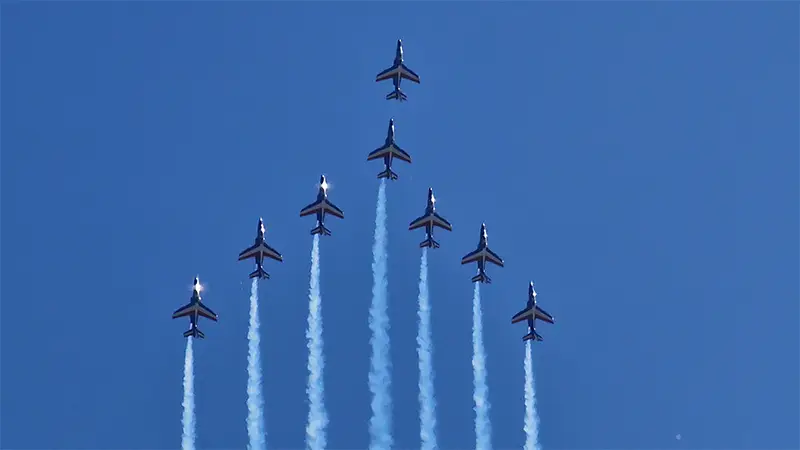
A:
[306,235,328,450]
[181,337,196,450]
[247,279,266,450]
[369,180,393,450]
[472,282,491,450]
[523,341,540,450]
[417,248,438,450]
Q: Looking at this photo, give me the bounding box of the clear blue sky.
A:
[3,3,797,449]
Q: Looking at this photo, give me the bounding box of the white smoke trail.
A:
[523,340,540,450]
[247,279,266,450]
[181,337,196,450]
[369,180,393,450]
[306,234,328,450]
[472,282,491,450]
[417,248,438,450]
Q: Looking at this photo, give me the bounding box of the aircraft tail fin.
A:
[310,223,332,236]
[184,327,205,339]
[377,167,399,180]
[471,272,492,284]
[420,237,440,249]
[249,266,270,280]
[523,330,543,342]
[386,89,407,102]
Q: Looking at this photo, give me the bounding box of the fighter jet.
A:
[511,282,555,342]
[238,218,283,279]
[375,39,420,101]
[299,175,345,236]
[172,276,218,339]
[409,188,452,249]
[461,223,504,284]
[367,119,411,180]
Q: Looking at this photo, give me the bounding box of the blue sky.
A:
[2,3,798,449]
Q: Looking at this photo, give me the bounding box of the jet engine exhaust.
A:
[181,337,196,450]
[417,248,438,450]
[524,340,540,450]
[369,180,393,450]
[305,235,328,450]
[247,279,267,450]
[472,282,491,450]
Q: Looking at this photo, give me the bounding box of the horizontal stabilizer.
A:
[471,272,491,284]
[184,328,205,339]
[249,267,270,280]
[523,331,543,342]
[311,224,332,236]
[378,167,399,180]
[420,237,440,249]
[386,89,408,102]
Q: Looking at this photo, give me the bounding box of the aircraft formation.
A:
[172,39,555,342]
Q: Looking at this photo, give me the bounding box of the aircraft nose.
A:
[320,175,326,183]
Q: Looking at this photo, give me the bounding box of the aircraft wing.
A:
[299,200,323,217]
[375,65,400,82]
[323,200,344,219]
[239,243,283,262]
[238,243,259,260]
[367,144,397,161]
[172,303,194,319]
[408,214,430,231]
[392,144,412,163]
[197,301,218,321]
[261,243,283,262]
[485,248,505,267]
[511,307,533,324]
[367,144,390,161]
[367,144,412,164]
[399,64,420,83]
[461,248,483,265]
[535,306,555,324]
[431,213,452,231]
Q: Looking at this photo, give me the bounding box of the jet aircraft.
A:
[299,175,345,236]
[375,39,420,101]
[409,188,452,249]
[172,276,218,339]
[367,118,411,180]
[238,218,283,279]
[511,282,555,342]
[461,223,504,284]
